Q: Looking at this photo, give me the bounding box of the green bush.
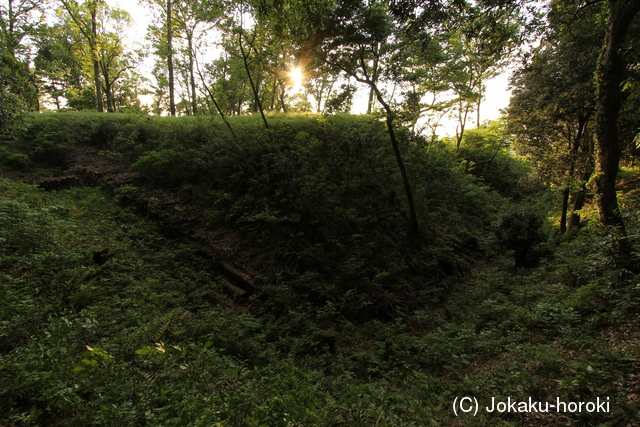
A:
[492,209,547,268]
[455,122,532,199]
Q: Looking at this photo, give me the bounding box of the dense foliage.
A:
[1,0,640,424]
[1,113,639,425]
[11,112,525,316]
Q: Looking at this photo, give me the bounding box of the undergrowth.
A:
[10,113,535,319]
[1,113,639,425]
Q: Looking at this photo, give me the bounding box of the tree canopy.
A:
[1,0,639,234]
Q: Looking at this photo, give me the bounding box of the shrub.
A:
[493,209,546,267]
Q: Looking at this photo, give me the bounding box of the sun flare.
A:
[289,67,304,92]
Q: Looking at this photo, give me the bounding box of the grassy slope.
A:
[0,113,639,426]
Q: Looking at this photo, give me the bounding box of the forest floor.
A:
[2,145,640,426]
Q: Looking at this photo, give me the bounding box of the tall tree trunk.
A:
[279,81,287,112]
[188,34,197,115]
[7,0,15,57]
[372,83,419,235]
[100,58,114,112]
[455,102,470,150]
[567,169,593,232]
[167,0,176,116]
[560,187,569,234]
[251,75,262,113]
[103,70,114,112]
[565,110,593,233]
[270,74,278,110]
[93,60,103,111]
[476,91,481,129]
[90,4,103,112]
[366,49,379,114]
[593,0,640,233]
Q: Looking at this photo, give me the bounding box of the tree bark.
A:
[366,43,380,115]
[167,0,176,116]
[566,108,594,233]
[567,169,592,232]
[103,68,114,112]
[366,59,378,114]
[188,33,197,115]
[90,4,103,112]
[476,90,481,129]
[560,187,569,234]
[593,0,640,232]
[455,105,468,151]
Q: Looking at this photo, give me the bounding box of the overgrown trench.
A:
[36,149,265,300]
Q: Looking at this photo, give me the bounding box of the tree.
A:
[144,0,178,115]
[444,25,508,149]
[224,4,299,120]
[0,0,46,58]
[202,52,251,115]
[233,20,270,129]
[33,23,87,110]
[456,121,528,198]
[317,0,526,236]
[95,6,138,112]
[59,0,105,112]
[44,1,142,112]
[172,0,216,115]
[323,82,356,113]
[508,0,602,233]
[0,0,48,110]
[0,51,28,135]
[592,0,640,235]
[320,0,422,234]
[509,0,640,239]
[248,0,337,114]
[493,209,545,268]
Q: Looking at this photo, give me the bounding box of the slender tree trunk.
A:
[167,0,176,116]
[455,103,470,150]
[567,169,592,232]
[366,51,379,114]
[252,77,262,113]
[372,83,419,235]
[195,59,237,141]
[188,34,197,115]
[593,0,640,233]
[565,110,593,233]
[103,73,114,112]
[90,4,103,112]
[279,81,287,112]
[7,0,15,57]
[29,73,40,112]
[93,60,103,111]
[329,50,419,234]
[567,193,586,232]
[100,58,115,112]
[270,75,277,110]
[560,187,569,234]
[238,32,269,130]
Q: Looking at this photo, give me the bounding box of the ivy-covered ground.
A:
[1,113,639,426]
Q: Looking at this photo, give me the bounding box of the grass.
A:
[1,113,639,425]
[1,180,638,426]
